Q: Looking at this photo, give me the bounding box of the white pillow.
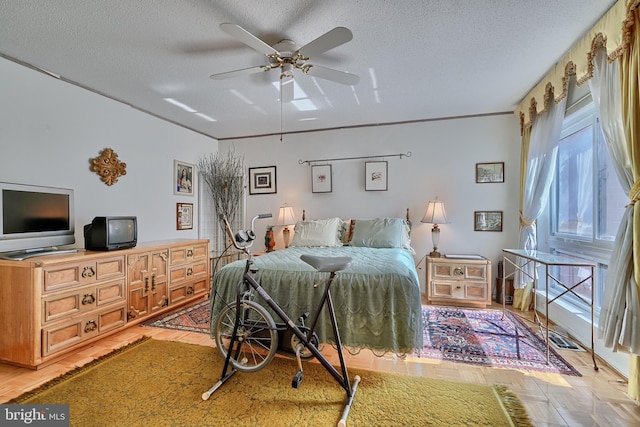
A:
[289,217,343,247]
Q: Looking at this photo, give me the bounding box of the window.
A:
[542,100,626,313]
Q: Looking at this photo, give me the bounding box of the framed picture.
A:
[249,166,277,195]
[174,160,194,195]
[311,164,332,193]
[365,161,388,191]
[176,203,193,230]
[476,162,504,183]
[474,211,503,232]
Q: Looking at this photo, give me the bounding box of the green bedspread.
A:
[210,246,423,354]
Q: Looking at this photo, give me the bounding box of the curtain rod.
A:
[298,152,412,165]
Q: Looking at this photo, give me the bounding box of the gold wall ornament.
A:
[90,148,127,186]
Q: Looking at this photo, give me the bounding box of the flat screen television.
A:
[0,182,76,259]
[84,216,137,251]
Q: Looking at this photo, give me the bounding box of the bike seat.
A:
[300,255,352,273]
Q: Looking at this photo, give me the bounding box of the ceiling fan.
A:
[210,23,359,102]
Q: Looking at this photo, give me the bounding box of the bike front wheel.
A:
[214,300,278,373]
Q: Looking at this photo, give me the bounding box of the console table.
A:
[502,248,598,370]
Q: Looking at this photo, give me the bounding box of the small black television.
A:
[84,216,137,251]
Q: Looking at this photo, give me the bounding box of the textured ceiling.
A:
[0,1,616,140]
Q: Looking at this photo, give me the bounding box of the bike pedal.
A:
[292,370,303,388]
[298,311,309,324]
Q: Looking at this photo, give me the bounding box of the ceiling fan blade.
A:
[298,27,353,57]
[210,66,266,80]
[304,64,359,85]
[219,23,278,56]
[280,77,294,102]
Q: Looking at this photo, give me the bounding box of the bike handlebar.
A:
[221,213,272,252]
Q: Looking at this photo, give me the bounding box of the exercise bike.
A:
[202,214,360,427]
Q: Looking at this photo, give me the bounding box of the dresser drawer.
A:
[169,259,207,285]
[431,263,487,281]
[41,302,127,357]
[42,255,125,293]
[169,277,209,305]
[42,279,125,324]
[169,242,208,266]
[430,281,488,302]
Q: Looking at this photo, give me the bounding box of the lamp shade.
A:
[277,204,296,226]
[421,198,448,225]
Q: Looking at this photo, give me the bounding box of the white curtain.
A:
[589,47,640,354]
[517,96,568,285]
[576,150,593,236]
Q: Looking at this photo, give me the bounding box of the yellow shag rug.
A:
[9,337,532,426]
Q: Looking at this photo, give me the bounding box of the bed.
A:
[209,216,423,355]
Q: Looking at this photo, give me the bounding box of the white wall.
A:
[1,52,521,284]
[220,113,522,290]
[0,57,218,246]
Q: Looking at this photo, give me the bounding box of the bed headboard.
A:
[292,208,414,253]
[301,208,410,223]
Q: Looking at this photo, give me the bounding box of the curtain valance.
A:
[515,0,639,131]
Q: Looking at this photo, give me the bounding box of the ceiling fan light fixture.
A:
[210,23,360,99]
[272,39,297,58]
[281,63,294,80]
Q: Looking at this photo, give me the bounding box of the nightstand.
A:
[426,255,491,308]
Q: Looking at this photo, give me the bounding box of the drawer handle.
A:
[187,249,194,258]
[145,277,149,292]
[453,267,464,276]
[84,320,97,333]
[187,267,193,276]
[187,286,194,295]
[151,274,156,291]
[82,266,95,278]
[82,293,96,305]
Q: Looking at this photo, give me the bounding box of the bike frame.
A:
[222,258,352,395]
[204,214,360,426]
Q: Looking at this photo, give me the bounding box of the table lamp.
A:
[277,203,296,248]
[421,197,448,258]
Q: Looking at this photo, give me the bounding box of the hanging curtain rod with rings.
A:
[298,152,412,165]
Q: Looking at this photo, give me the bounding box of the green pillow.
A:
[350,218,404,248]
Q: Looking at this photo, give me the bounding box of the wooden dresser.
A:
[0,239,209,369]
[426,255,491,308]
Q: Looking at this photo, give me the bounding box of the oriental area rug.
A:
[422,305,581,376]
[145,300,580,376]
[9,337,533,426]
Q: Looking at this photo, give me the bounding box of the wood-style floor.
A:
[1,301,639,426]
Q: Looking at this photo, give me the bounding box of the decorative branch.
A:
[197,149,245,227]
